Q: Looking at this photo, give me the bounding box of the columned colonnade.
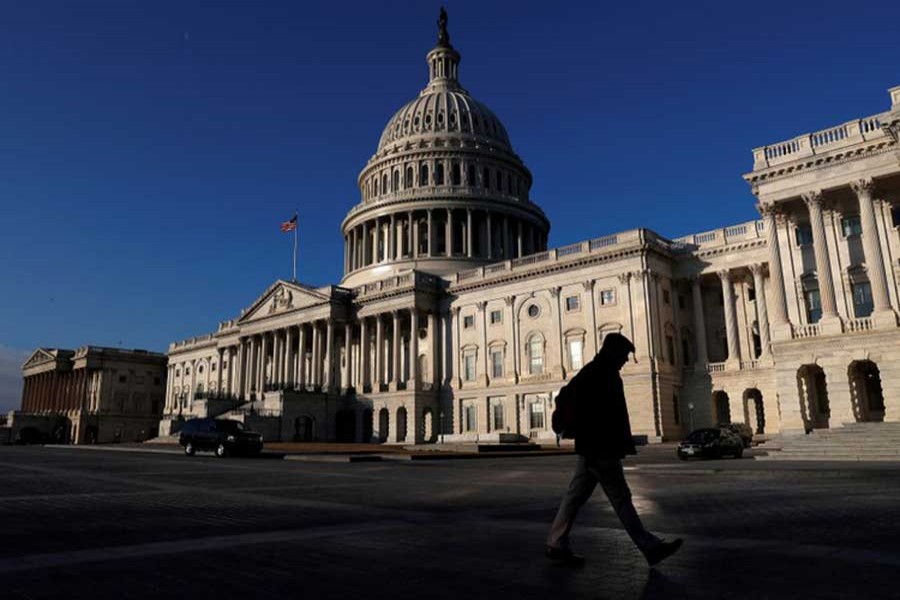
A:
[21,369,89,413]
[344,208,546,274]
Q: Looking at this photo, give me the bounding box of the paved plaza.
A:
[2,447,900,599]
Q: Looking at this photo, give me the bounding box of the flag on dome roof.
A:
[280,214,297,233]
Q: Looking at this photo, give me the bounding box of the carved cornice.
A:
[744,141,897,185]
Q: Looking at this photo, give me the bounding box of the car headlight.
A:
[226,435,235,442]
[259,434,263,442]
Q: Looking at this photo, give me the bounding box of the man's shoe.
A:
[545,546,586,566]
[644,538,683,567]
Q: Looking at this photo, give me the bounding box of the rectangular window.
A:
[795,225,813,246]
[852,281,874,318]
[119,375,127,383]
[662,289,671,304]
[464,404,477,432]
[492,401,505,431]
[529,401,545,430]
[491,349,504,379]
[565,295,580,312]
[463,315,474,329]
[678,295,686,310]
[600,289,616,305]
[841,215,862,237]
[464,353,477,382]
[490,310,503,325]
[681,338,691,365]
[529,338,544,375]
[892,206,900,228]
[568,339,583,371]
[673,395,680,425]
[805,288,822,324]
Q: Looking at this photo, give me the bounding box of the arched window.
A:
[483,167,490,188]
[420,163,429,186]
[405,166,414,188]
[374,178,379,197]
[494,170,501,191]
[527,334,544,375]
[435,163,445,185]
[392,170,400,192]
[451,161,461,185]
[382,174,388,195]
[467,164,476,186]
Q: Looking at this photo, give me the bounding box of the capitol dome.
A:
[340,9,550,287]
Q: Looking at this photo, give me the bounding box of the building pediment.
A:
[238,280,333,324]
[22,348,57,369]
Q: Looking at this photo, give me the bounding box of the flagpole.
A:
[292,212,298,282]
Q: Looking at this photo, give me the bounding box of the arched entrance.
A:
[713,391,731,425]
[797,365,829,430]
[377,408,389,443]
[848,361,885,423]
[743,389,765,434]
[423,408,434,443]
[396,407,408,443]
[362,408,374,442]
[335,409,356,442]
[294,415,315,442]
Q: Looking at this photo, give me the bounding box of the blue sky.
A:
[2,0,899,410]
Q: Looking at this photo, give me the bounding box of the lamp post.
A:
[688,402,695,432]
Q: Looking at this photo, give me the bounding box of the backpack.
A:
[551,380,577,439]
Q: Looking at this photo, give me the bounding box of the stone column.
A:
[428,311,438,387]
[451,307,461,387]
[410,211,418,259]
[298,325,307,388]
[517,220,524,258]
[409,309,419,389]
[325,320,335,391]
[466,209,473,258]
[349,229,356,272]
[360,318,369,391]
[373,217,381,263]
[584,280,598,358]
[248,336,257,395]
[446,208,453,257]
[344,323,353,390]
[478,301,489,385]
[851,179,897,328]
[389,214,396,261]
[802,190,842,332]
[390,311,401,391]
[485,212,493,260]
[506,296,518,381]
[375,315,384,390]
[361,222,369,266]
[749,264,772,359]
[718,270,741,366]
[758,204,791,338]
[551,287,566,378]
[216,348,224,394]
[311,324,320,388]
[427,209,433,257]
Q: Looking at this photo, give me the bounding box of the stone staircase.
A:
[758,422,900,461]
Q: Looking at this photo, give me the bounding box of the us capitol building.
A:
[160,13,900,446]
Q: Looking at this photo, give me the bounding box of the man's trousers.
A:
[547,455,661,553]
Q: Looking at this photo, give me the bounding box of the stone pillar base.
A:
[818,316,843,336]
[770,322,793,343]
[872,309,898,330]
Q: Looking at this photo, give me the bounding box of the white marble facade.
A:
[161,17,900,444]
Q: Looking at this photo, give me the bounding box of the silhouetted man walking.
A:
[546,333,683,567]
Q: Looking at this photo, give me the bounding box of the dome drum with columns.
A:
[340,14,549,288]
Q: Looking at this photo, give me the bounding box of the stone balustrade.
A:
[751,114,887,170]
[846,317,874,333]
[672,219,765,251]
[792,323,821,339]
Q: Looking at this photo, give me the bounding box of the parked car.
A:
[677,427,744,460]
[179,418,263,457]
[721,422,753,448]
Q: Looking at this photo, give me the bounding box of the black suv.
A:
[179,418,263,457]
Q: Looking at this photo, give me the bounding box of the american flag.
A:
[280,214,297,233]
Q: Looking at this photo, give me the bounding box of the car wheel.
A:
[215,443,228,458]
[184,442,195,456]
